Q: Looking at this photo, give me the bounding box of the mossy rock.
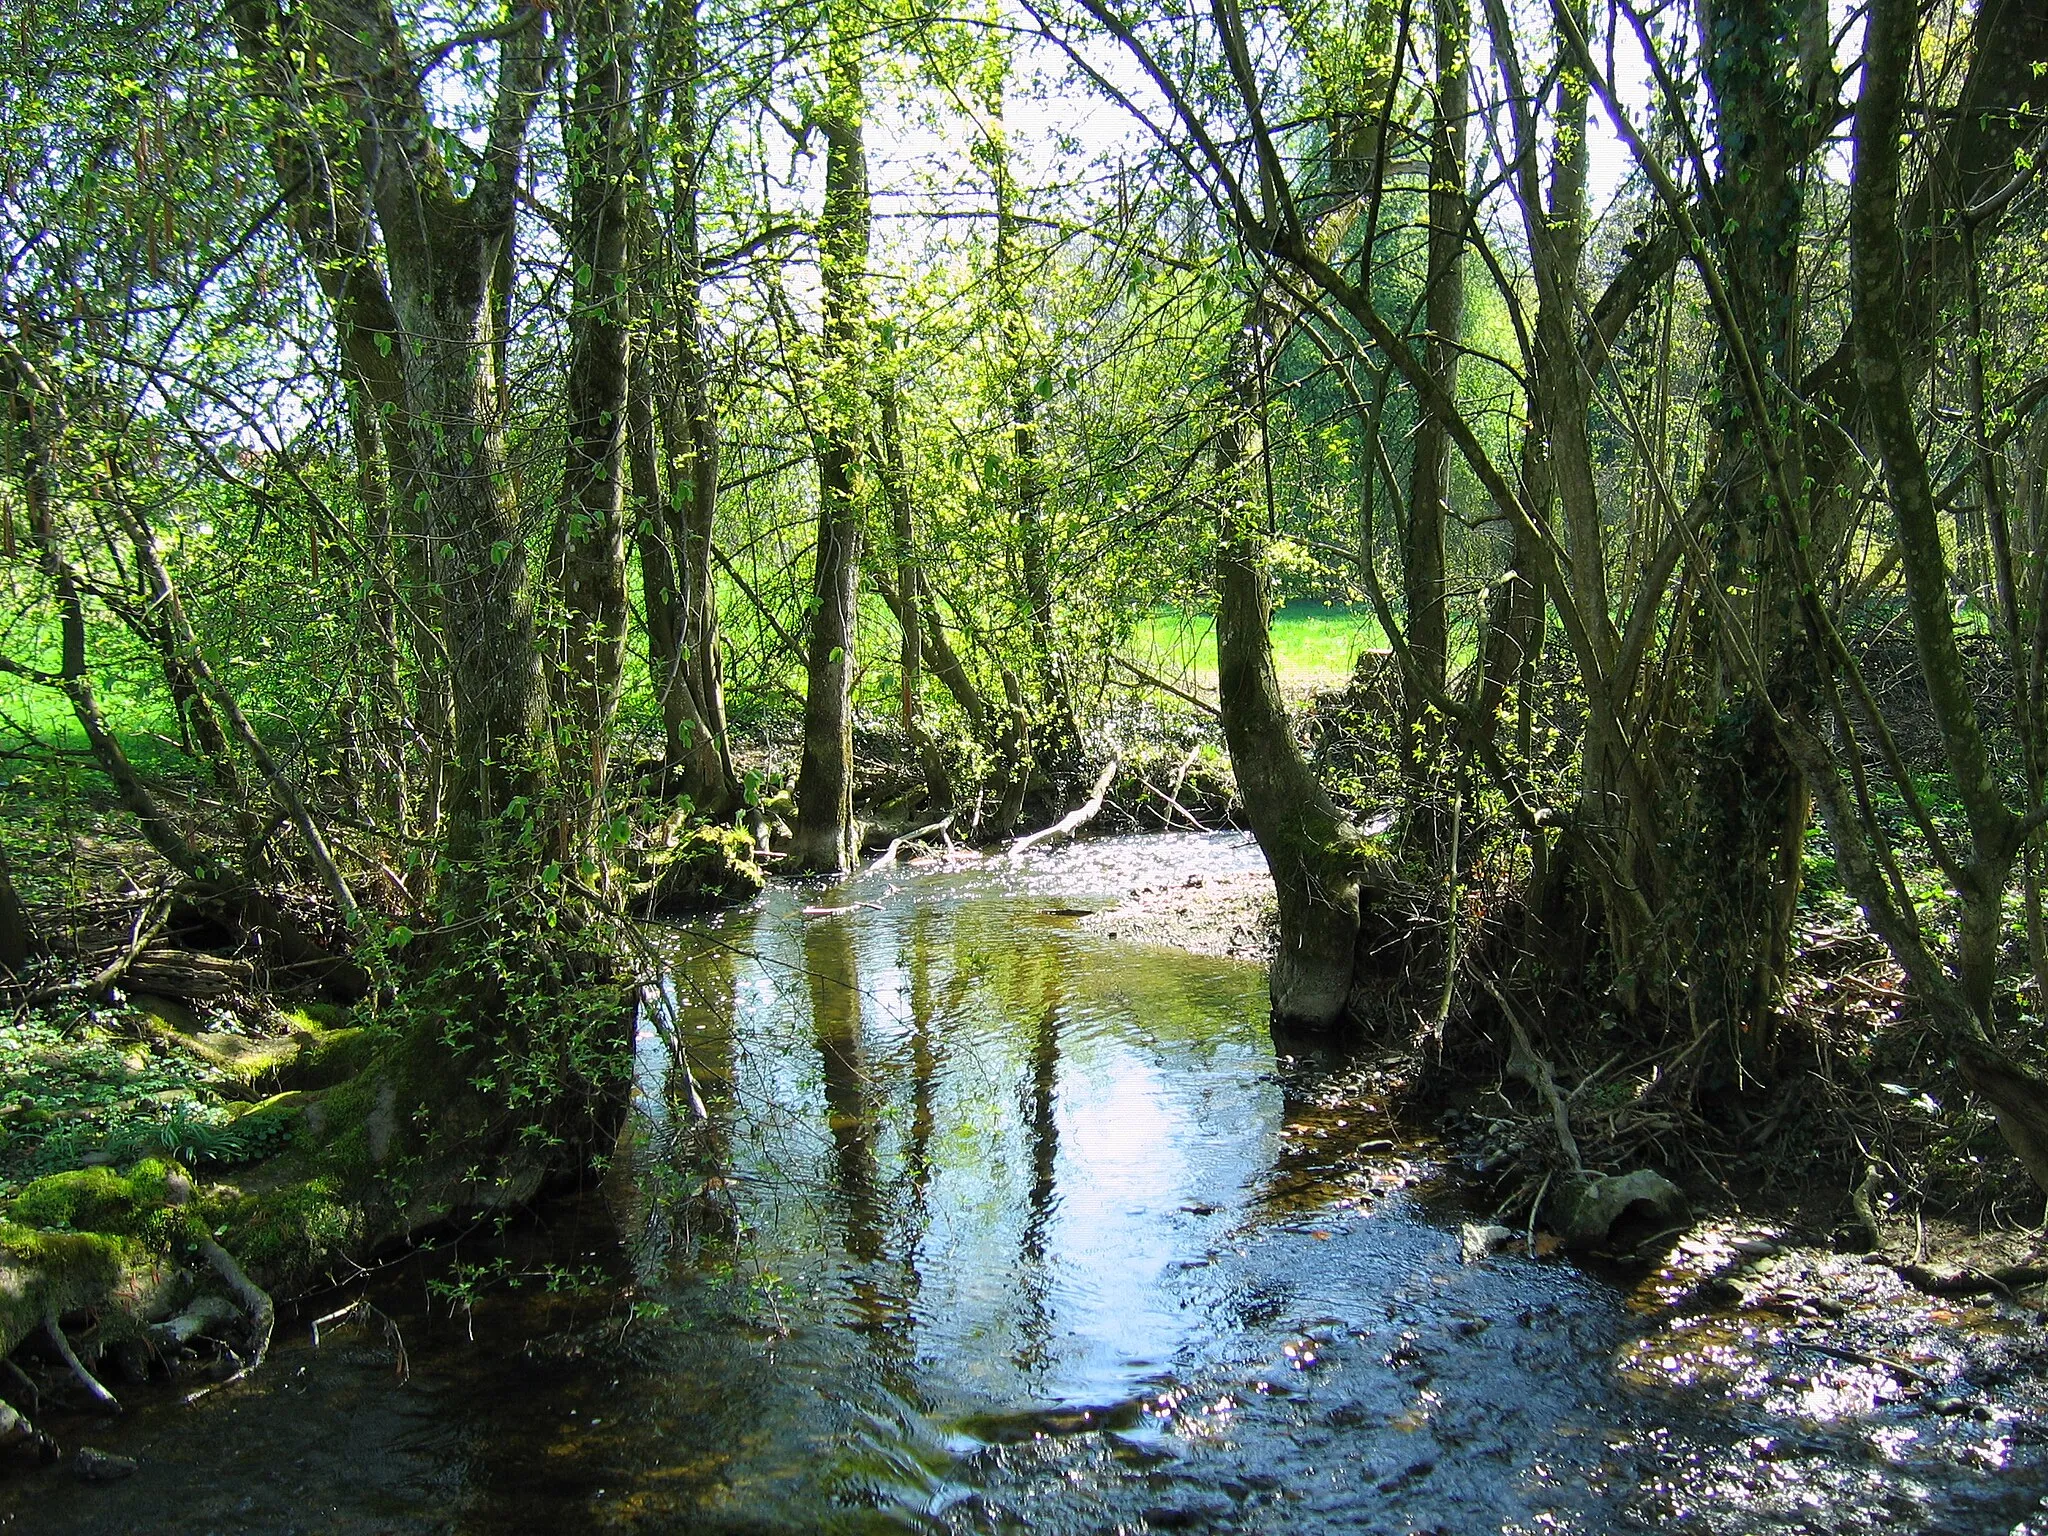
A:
[0,1224,138,1353]
[645,825,764,915]
[128,993,203,1036]
[217,1091,321,1161]
[130,995,384,1094]
[186,1031,304,1082]
[276,1025,386,1091]
[6,1161,186,1240]
[0,1164,188,1356]
[282,1002,354,1033]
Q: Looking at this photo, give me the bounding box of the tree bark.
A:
[1849,0,2048,1194]
[646,0,738,815]
[1400,0,1466,764]
[990,93,1080,783]
[0,847,31,976]
[555,0,638,832]
[880,385,953,810]
[1216,311,1365,1027]
[234,0,559,908]
[791,1,871,874]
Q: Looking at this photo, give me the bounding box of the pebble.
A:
[72,1447,139,1482]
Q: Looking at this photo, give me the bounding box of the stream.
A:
[7,832,2048,1533]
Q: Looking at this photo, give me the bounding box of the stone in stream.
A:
[1551,1170,1691,1250]
[1142,1491,1235,1528]
[72,1447,139,1482]
[1460,1223,1516,1263]
[0,1402,53,1465]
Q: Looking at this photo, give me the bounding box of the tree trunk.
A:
[630,350,724,808]
[791,2,870,874]
[234,0,557,911]
[872,573,989,738]
[1685,0,1813,1048]
[1216,312,1364,1027]
[555,0,637,834]
[0,846,31,976]
[990,99,1080,784]
[880,385,953,810]
[648,0,738,815]
[1848,0,2048,1195]
[1400,0,1466,767]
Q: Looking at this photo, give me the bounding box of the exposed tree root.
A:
[3,1358,39,1415]
[196,1237,274,1377]
[44,1312,118,1413]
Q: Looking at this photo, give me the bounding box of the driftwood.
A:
[1892,1261,2048,1297]
[867,815,954,871]
[1006,758,1119,862]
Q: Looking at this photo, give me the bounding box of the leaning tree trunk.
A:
[1215,311,1367,1027]
[1844,0,2048,1195]
[790,0,871,874]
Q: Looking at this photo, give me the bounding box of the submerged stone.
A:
[71,1447,138,1483]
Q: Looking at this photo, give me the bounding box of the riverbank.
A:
[6,833,2045,1533]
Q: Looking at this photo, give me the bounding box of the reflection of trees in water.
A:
[1012,947,1065,1376]
[629,941,741,1276]
[805,915,881,1265]
[892,905,943,1303]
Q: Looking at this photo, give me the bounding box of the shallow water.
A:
[8,832,2048,1533]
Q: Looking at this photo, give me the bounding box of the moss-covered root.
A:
[0,1161,259,1393]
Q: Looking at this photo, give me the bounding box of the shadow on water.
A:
[7,833,2048,1534]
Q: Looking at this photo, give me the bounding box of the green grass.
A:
[1121,601,1389,699]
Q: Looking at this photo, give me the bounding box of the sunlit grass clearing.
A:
[1122,602,1387,697]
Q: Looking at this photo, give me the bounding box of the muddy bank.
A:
[1076,862,1278,961]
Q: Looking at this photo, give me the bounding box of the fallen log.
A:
[1007,758,1119,862]
[121,947,256,1001]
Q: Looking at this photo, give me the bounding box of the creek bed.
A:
[6,832,2048,1533]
